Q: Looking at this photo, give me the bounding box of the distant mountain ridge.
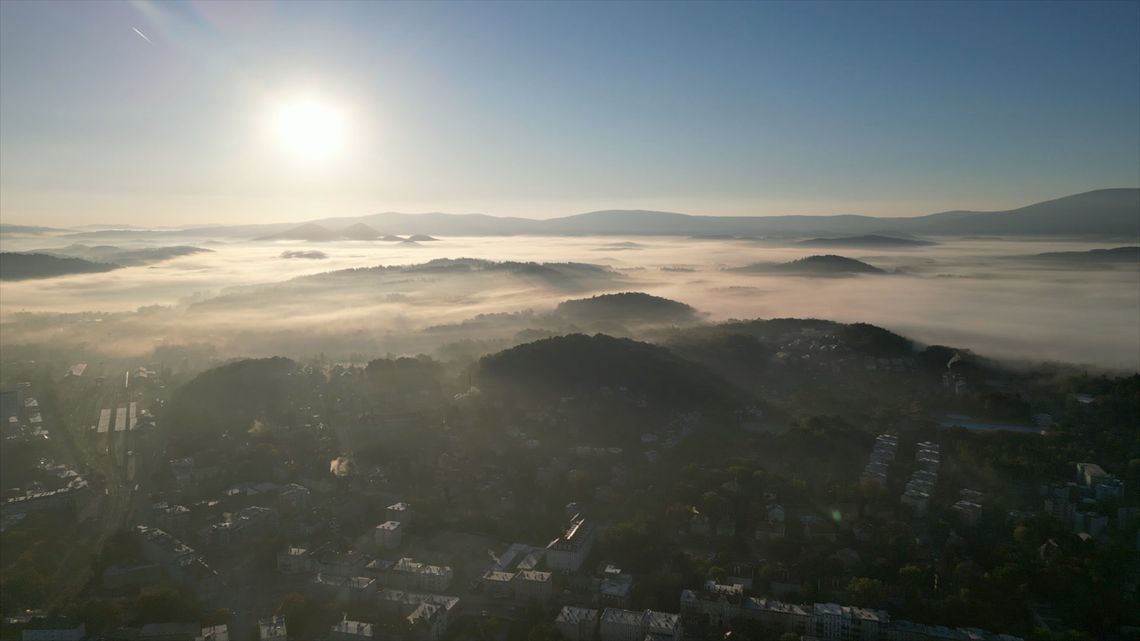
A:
[1013,246,1140,264]
[798,234,936,248]
[22,188,1140,240]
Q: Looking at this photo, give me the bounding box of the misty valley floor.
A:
[1,234,1138,370]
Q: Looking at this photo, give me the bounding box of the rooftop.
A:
[556,606,599,625]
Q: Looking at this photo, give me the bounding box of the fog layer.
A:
[1,234,1136,370]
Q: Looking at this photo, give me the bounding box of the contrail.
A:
[132,27,153,44]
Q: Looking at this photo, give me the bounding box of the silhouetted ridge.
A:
[556,292,698,323]
[797,234,935,248]
[339,223,381,240]
[476,333,741,406]
[1017,246,1140,263]
[730,254,885,275]
[0,252,119,280]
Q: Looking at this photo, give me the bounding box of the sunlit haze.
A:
[1,1,1138,226]
[1,2,1139,638]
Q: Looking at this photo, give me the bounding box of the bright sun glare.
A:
[271,98,346,163]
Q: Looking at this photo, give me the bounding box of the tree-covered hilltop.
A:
[475,333,745,407]
[365,356,445,403]
[554,292,700,324]
[0,252,119,280]
[165,357,298,451]
[729,254,886,275]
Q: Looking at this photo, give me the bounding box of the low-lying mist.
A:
[1,233,1137,370]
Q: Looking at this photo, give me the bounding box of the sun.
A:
[271,97,346,163]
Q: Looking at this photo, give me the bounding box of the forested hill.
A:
[476,333,744,407]
[730,255,886,276]
[166,357,297,451]
[555,292,699,323]
[0,252,119,280]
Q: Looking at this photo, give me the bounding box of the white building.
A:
[375,520,403,549]
[546,515,595,572]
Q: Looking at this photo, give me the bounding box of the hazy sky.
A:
[1,0,1138,227]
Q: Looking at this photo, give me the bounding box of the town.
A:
[2,319,1136,641]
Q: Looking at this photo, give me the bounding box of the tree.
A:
[67,598,126,634]
[527,622,561,641]
[847,577,887,608]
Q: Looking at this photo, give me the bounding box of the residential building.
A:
[812,602,889,641]
[386,557,453,592]
[679,582,744,628]
[277,483,311,512]
[376,589,460,640]
[277,547,313,574]
[375,520,403,549]
[556,606,599,641]
[599,573,634,608]
[315,549,366,579]
[195,625,229,641]
[406,601,448,641]
[599,608,644,641]
[329,619,372,641]
[743,598,812,636]
[514,569,553,604]
[21,619,85,641]
[599,609,682,641]
[546,514,595,572]
[259,616,287,641]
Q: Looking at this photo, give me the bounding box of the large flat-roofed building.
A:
[546,514,595,572]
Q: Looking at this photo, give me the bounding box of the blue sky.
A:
[1,0,1137,226]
